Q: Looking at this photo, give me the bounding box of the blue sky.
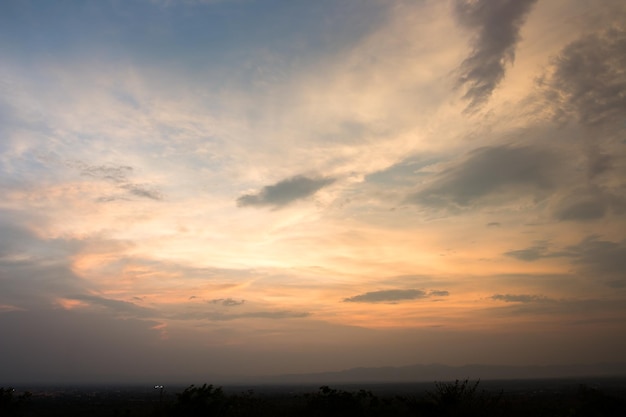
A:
[1,0,626,384]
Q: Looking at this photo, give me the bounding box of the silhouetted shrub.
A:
[425,379,504,417]
[222,389,279,417]
[572,384,626,417]
[304,386,378,417]
[169,384,225,417]
[0,387,31,417]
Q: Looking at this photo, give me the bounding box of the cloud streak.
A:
[407,145,556,208]
[343,289,448,303]
[210,298,245,307]
[454,0,538,110]
[491,294,550,303]
[69,161,164,201]
[237,175,335,208]
[68,294,156,318]
[540,26,626,127]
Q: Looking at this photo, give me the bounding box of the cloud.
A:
[68,161,164,201]
[454,0,538,110]
[365,156,439,186]
[120,183,164,200]
[77,163,133,183]
[429,290,450,297]
[344,289,428,303]
[540,26,626,127]
[174,310,310,321]
[553,187,626,221]
[210,298,245,307]
[237,175,335,208]
[487,296,626,324]
[226,310,309,320]
[553,190,608,221]
[504,244,550,261]
[407,145,556,208]
[68,294,156,318]
[491,294,550,303]
[586,148,613,180]
[0,216,87,308]
[0,308,165,384]
[567,237,626,287]
[505,237,626,287]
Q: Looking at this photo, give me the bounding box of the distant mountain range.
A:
[257,363,626,384]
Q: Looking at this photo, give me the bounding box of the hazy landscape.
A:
[4,374,626,416]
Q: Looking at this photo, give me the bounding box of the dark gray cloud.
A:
[586,147,613,180]
[487,222,501,227]
[553,187,626,221]
[0,215,87,308]
[0,309,165,384]
[505,236,626,287]
[344,289,428,303]
[537,27,626,200]
[68,294,156,318]
[407,145,556,208]
[540,26,626,127]
[487,297,626,323]
[505,244,551,261]
[237,175,335,208]
[429,290,450,297]
[491,294,550,303]
[554,190,608,221]
[454,0,538,110]
[567,237,626,287]
[210,298,245,307]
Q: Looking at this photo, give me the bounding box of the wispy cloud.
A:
[568,237,626,288]
[407,145,556,208]
[210,298,245,307]
[491,294,550,303]
[505,237,626,288]
[237,175,335,208]
[552,188,621,221]
[343,289,448,304]
[454,0,538,110]
[68,161,164,201]
[539,26,626,127]
[504,243,556,262]
[0,217,87,309]
[121,183,164,201]
[68,294,156,318]
[77,164,133,182]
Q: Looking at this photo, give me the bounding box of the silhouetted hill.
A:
[258,363,626,384]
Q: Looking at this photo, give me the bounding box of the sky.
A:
[1,0,625,384]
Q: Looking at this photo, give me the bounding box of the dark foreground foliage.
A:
[3,379,626,417]
[1,387,32,416]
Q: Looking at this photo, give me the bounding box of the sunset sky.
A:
[1,0,626,384]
